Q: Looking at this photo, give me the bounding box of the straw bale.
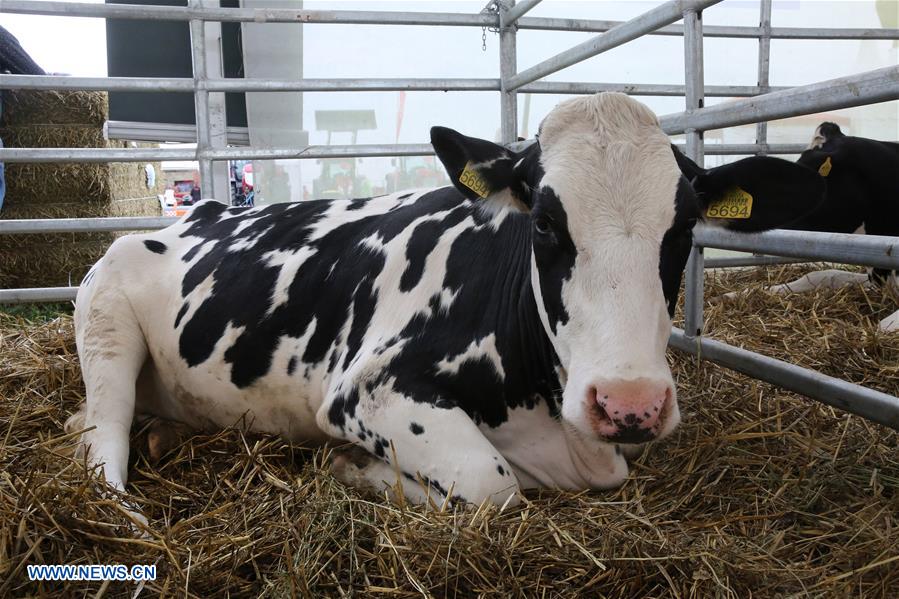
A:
[0,238,117,288]
[109,158,167,202]
[2,163,112,204]
[0,124,107,149]
[1,89,107,127]
[1,264,897,597]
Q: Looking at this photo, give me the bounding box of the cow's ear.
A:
[691,156,825,232]
[430,126,531,210]
[671,144,704,181]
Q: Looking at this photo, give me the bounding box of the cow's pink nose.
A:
[586,378,672,443]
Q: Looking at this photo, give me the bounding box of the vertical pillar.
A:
[755,0,773,154]
[189,0,228,200]
[499,1,518,144]
[683,7,705,338]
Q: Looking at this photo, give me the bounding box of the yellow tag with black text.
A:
[818,156,832,177]
[705,187,753,219]
[459,162,491,199]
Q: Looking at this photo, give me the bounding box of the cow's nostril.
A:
[587,385,616,431]
[595,403,611,424]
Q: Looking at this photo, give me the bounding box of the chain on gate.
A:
[480,0,502,51]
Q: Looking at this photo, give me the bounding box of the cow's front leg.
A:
[318,388,520,507]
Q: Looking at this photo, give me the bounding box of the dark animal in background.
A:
[706,123,899,331]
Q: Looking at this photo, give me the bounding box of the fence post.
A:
[499,0,519,144]
[683,6,705,339]
[755,0,773,154]
[189,0,228,200]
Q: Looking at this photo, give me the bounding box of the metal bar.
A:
[767,26,899,40]
[0,74,501,93]
[189,8,215,199]
[0,144,806,165]
[683,8,705,165]
[682,6,705,339]
[669,328,899,431]
[686,143,806,155]
[0,74,195,92]
[499,1,518,144]
[516,17,899,40]
[0,142,812,163]
[0,287,78,304]
[0,217,178,235]
[755,0,772,153]
[683,244,705,337]
[703,255,809,268]
[693,225,899,271]
[505,0,723,91]
[0,1,498,26]
[504,0,541,24]
[0,144,436,163]
[519,81,787,96]
[4,2,897,39]
[203,78,499,92]
[660,65,899,135]
[3,74,795,97]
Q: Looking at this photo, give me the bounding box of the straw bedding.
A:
[1,264,897,597]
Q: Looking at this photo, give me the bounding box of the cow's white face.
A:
[529,95,681,444]
[431,91,827,448]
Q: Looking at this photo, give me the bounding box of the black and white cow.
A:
[68,93,821,510]
[700,123,899,330]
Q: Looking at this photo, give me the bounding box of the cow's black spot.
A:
[287,356,298,375]
[346,198,370,210]
[530,187,575,334]
[497,465,505,476]
[328,387,360,430]
[409,422,424,435]
[144,239,167,254]
[174,303,189,328]
[400,207,468,292]
[342,252,385,370]
[373,436,390,458]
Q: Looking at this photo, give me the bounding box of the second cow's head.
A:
[431,92,823,446]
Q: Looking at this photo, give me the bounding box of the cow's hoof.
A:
[711,291,739,305]
[144,419,191,462]
[328,445,378,486]
[124,507,152,539]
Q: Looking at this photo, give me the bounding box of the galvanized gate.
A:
[1,0,898,429]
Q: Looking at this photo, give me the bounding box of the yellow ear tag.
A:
[818,156,832,177]
[459,162,491,199]
[705,187,753,219]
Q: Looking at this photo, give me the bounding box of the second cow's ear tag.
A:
[705,187,753,219]
[459,162,491,199]
[818,156,833,177]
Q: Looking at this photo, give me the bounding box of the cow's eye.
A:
[534,217,552,235]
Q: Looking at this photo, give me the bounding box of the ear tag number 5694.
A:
[459,162,491,199]
[705,187,753,219]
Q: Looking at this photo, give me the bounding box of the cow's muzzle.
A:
[585,378,673,444]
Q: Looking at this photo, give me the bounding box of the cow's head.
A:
[432,93,823,445]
